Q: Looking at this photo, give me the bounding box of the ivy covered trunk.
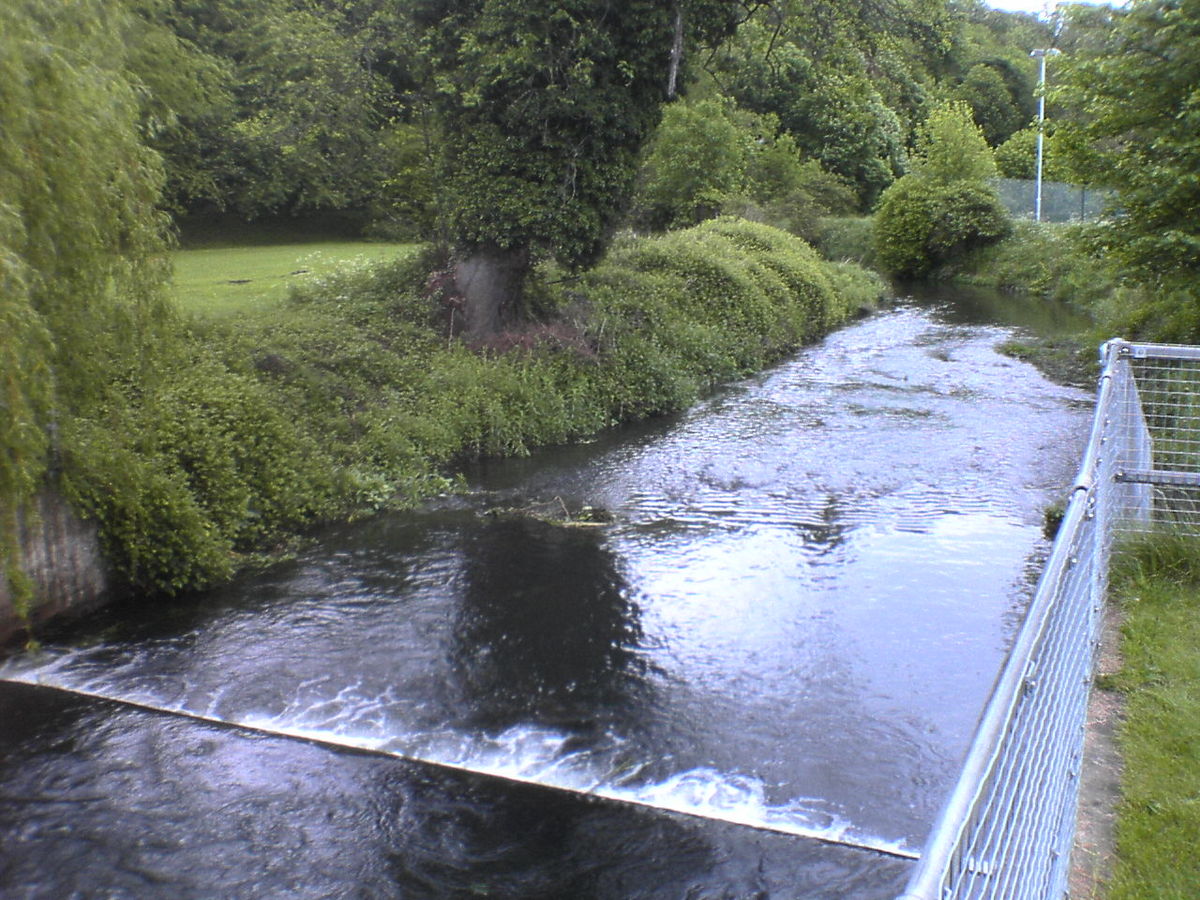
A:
[415,0,754,337]
[453,245,531,340]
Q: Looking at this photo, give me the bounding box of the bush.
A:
[812,216,878,268]
[588,218,843,379]
[957,220,1114,305]
[821,261,887,317]
[874,176,1012,278]
[632,99,855,237]
[873,100,1011,280]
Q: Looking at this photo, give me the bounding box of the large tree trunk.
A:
[453,244,530,340]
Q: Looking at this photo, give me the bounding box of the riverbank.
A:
[3,218,883,642]
[0,294,1092,898]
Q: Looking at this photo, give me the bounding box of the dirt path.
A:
[1069,602,1124,898]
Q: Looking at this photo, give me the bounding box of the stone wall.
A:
[1,491,108,646]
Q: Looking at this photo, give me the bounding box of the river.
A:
[0,286,1092,899]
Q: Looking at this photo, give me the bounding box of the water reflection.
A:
[0,683,913,899]
[899,282,1093,335]
[451,516,649,733]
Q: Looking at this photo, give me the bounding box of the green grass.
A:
[1107,533,1200,898]
[172,241,418,318]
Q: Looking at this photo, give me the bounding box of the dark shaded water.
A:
[0,288,1092,898]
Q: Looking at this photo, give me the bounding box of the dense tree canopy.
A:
[100,0,1058,243]
[128,0,402,218]
[2,0,1072,339]
[712,5,929,207]
[632,97,855,235]
[1058,0,1200,287]
[412,0,765,335]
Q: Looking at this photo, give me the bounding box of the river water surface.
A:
[0,288,1092,899]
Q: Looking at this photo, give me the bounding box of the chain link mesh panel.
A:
[898,340,1192,900]
[1116,344,1200,535]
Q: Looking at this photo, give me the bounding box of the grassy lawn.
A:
[1107,535,1200,898]
[172,241,419,318]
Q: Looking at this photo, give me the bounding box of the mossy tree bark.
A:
[415,0,760,336]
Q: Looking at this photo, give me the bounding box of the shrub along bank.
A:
[55,218,881,602]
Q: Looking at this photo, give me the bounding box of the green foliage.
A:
[1,0,175,607]
[952,60,1029,146]
[632,98,855,236]
[633,98,750,231]
[2,0,401,600]
[994,126,1049,181]
[821,261,888,316]
[1057,0,1200,294]
[717,20,911,209]
[420,0,750,270]
[581,219,850,397]
[121,0,238,209]
[956,220,1113,304]
[811,216,879,268]
[874,100,1010,278]
[994,114,1093,185]
[130,0,398,218]
[912,99,998,184]
[367,122,442,241]
[1101,282,1200,347]
[875,176,1011,278]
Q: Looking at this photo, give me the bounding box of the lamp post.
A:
[1030,48,1062,222]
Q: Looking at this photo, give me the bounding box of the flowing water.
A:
[0,287,1092,899]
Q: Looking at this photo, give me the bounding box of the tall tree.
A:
[1058,0,1200,289]
[414,0,760,338]
[712,1,944,208]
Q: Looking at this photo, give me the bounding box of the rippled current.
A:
[0,288,1092,898]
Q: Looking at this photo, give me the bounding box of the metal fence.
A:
[991,178,1114,224]
[899,339,1200,899]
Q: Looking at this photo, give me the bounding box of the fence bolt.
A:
[965,856,995,877]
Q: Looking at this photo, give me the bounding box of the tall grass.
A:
[1106,532,1200,898]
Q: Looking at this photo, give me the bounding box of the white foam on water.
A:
[1,670,919,861]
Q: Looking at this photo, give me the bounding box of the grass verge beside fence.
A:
[1105,535,1200,898]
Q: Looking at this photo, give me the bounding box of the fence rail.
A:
[899,339,1200,899]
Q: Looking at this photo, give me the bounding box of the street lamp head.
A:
[1030,48,1063,59]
